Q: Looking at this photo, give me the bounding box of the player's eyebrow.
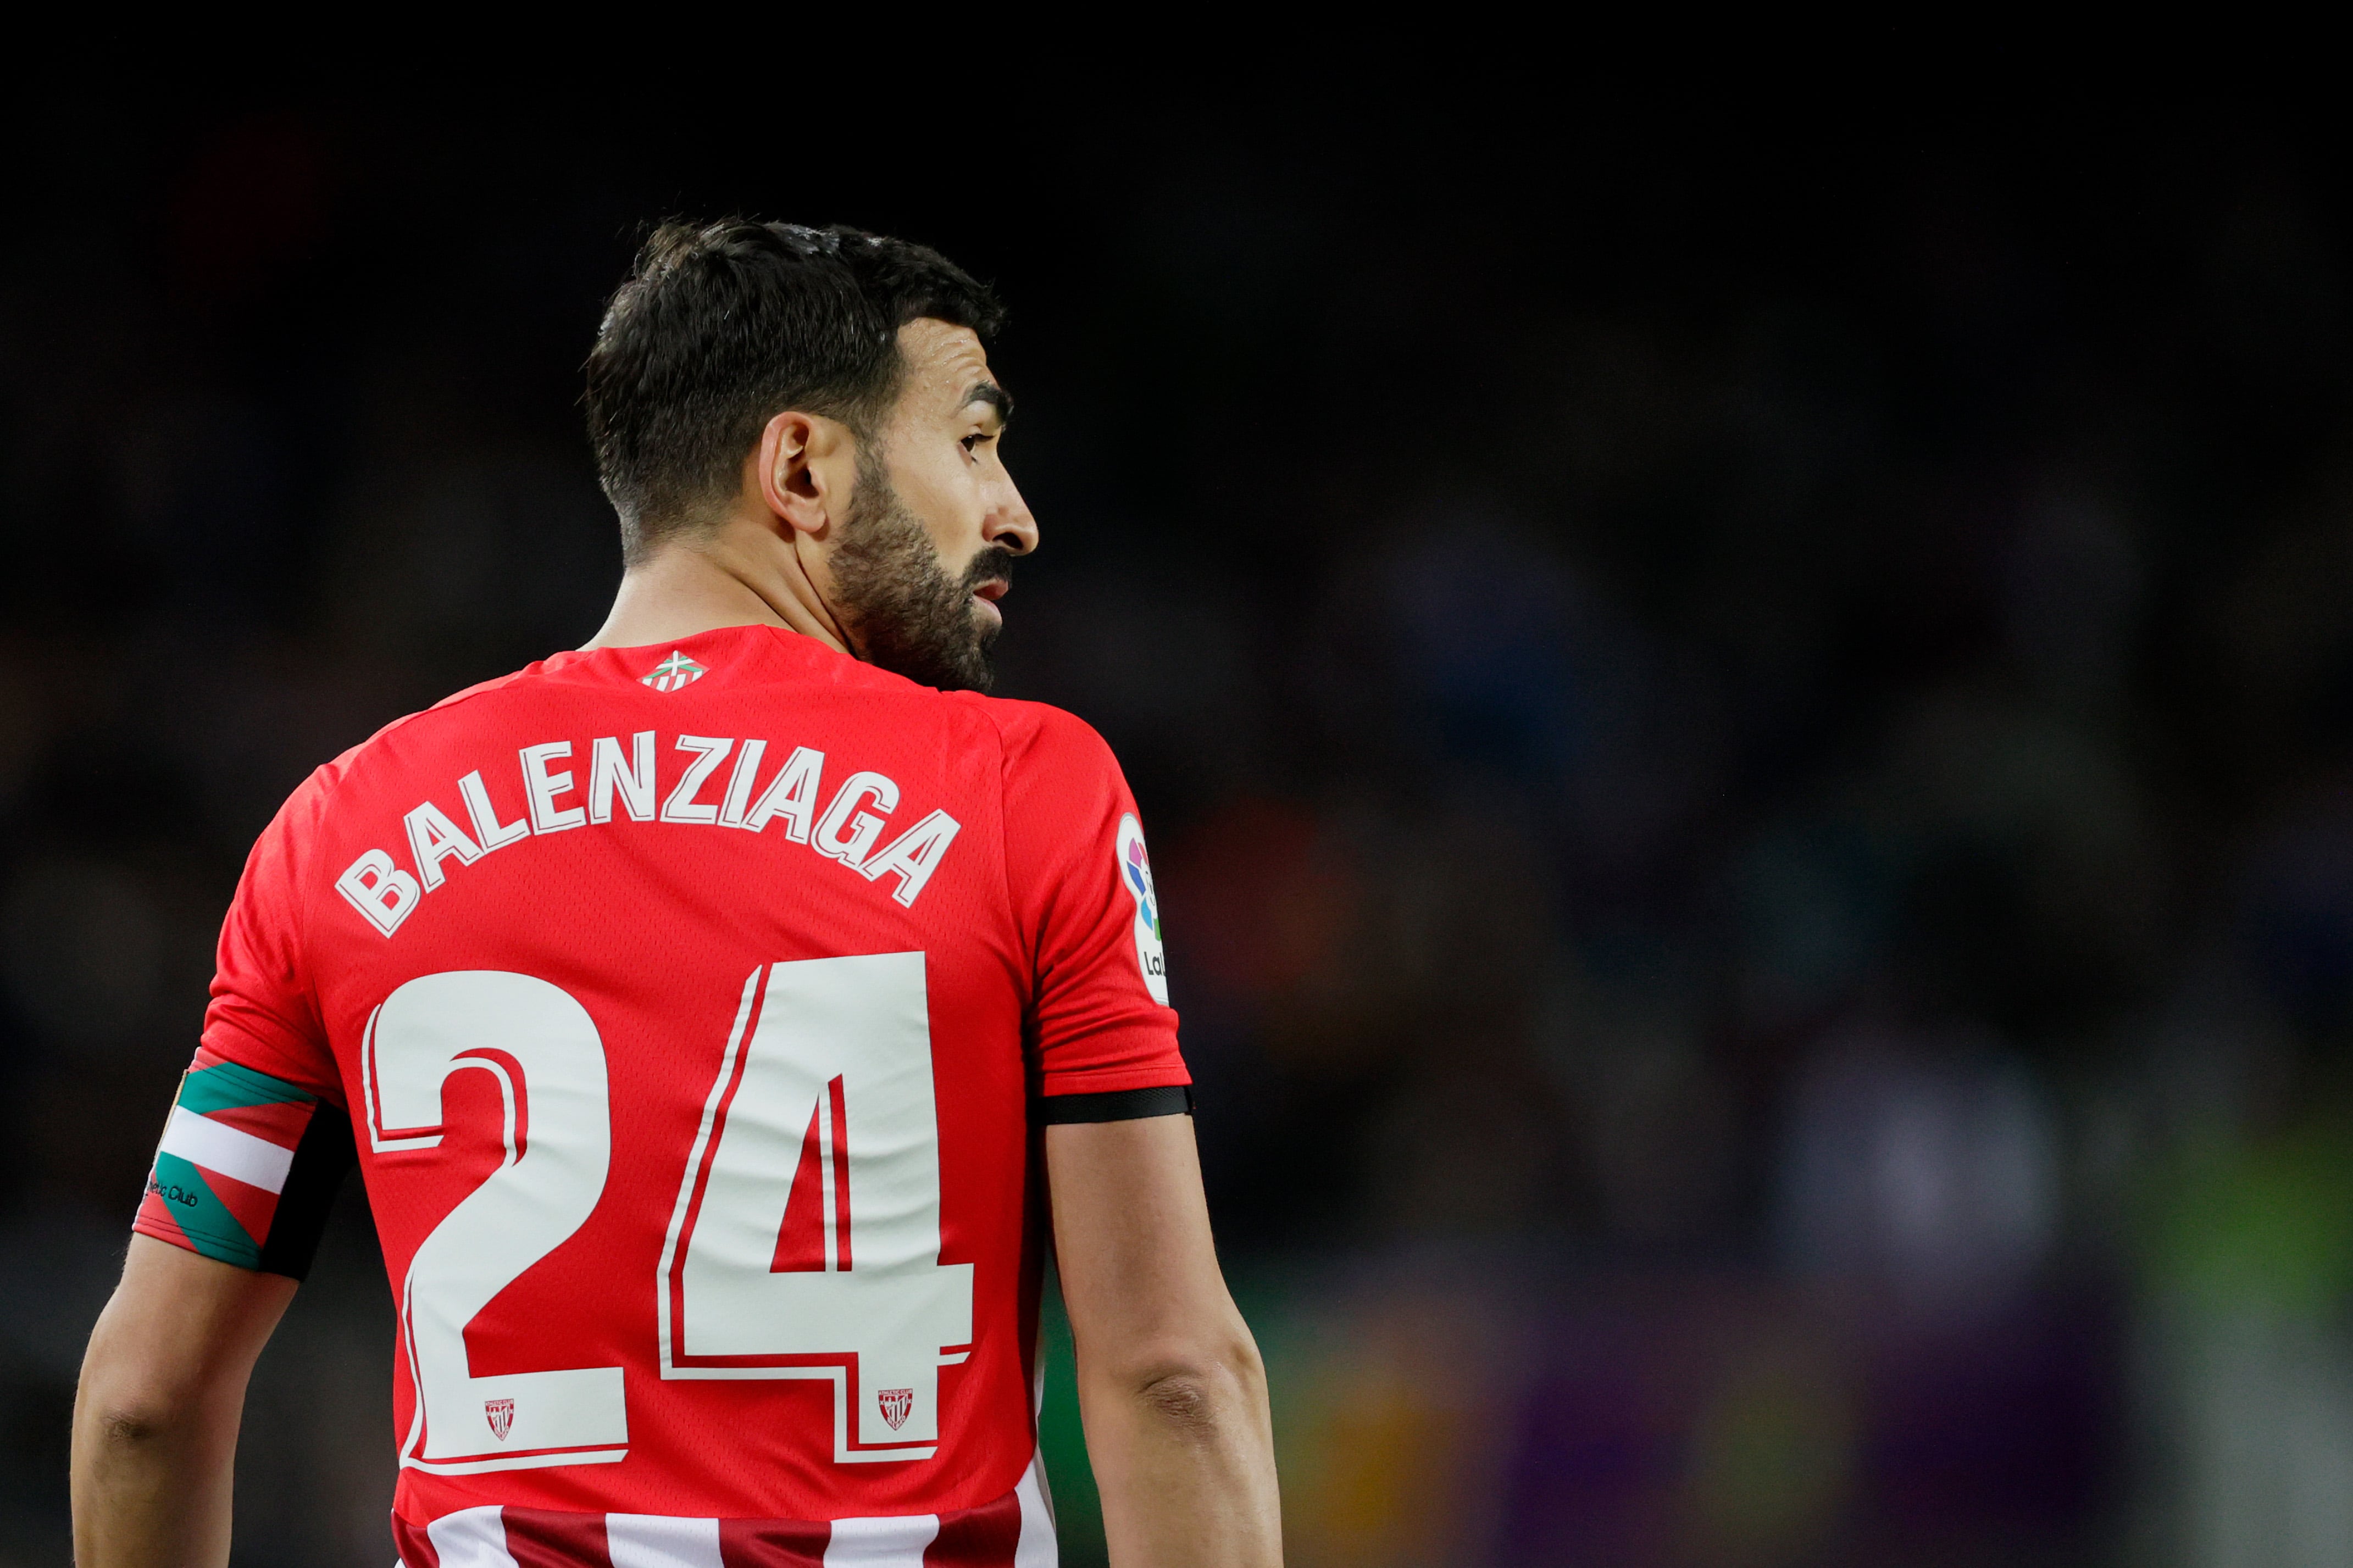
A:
[964,381,1013,429]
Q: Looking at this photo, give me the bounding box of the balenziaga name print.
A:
[336,734,961,935]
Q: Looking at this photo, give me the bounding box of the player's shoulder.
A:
[943,691,1121,778]
[699,633,1105,769]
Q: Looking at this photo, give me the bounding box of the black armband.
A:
[1034,1085,1195,1124]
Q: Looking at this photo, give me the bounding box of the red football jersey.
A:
[141,624,1187,1566]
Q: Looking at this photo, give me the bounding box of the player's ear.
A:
[751,410,852,538]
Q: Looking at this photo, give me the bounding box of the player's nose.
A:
[986,474,1039,557]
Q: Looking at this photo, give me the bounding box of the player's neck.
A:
[582,527,854,657]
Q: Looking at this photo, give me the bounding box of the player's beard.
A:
[830,450,1014,693]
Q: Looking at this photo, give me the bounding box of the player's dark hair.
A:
[584,219,1005,564]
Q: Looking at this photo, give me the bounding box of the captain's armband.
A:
[133,1048,355,1280]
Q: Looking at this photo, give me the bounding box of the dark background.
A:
[5,89,2353,1565]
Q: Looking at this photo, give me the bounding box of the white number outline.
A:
[362,971,630,1475]
[655,955,975,1464]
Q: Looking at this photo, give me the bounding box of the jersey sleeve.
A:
[996,704,1190,1105]
[199,766,341,1102]
[132,766,356,1276]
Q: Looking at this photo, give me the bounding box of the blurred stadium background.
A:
[5,90,2352,1565]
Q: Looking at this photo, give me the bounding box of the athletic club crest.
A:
[878,1387,915,1431]
[1114,814,1170,1005]
[642,650,707,692]
[485,1398,515,1441]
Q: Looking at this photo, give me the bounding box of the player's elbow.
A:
[75,1369,199,1465]
[1115,1332,1268,1443]
[88,1399,174,1451]
[77,1334,209,1456]
[1134,1369,1222,1440]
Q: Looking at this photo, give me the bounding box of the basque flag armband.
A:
[133,1048,356,1280]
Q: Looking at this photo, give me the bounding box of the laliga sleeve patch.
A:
[1116,813,1170,1005]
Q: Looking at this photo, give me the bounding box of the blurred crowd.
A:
[7,96,2353,1565]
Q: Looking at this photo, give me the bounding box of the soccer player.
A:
[70,221,1282,1567]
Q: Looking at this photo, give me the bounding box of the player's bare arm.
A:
[1048,1119,1281,1567]
[73,1238,296,1567]
[75,220,1277,1567]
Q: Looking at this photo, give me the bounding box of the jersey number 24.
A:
[360,953,973,1475]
